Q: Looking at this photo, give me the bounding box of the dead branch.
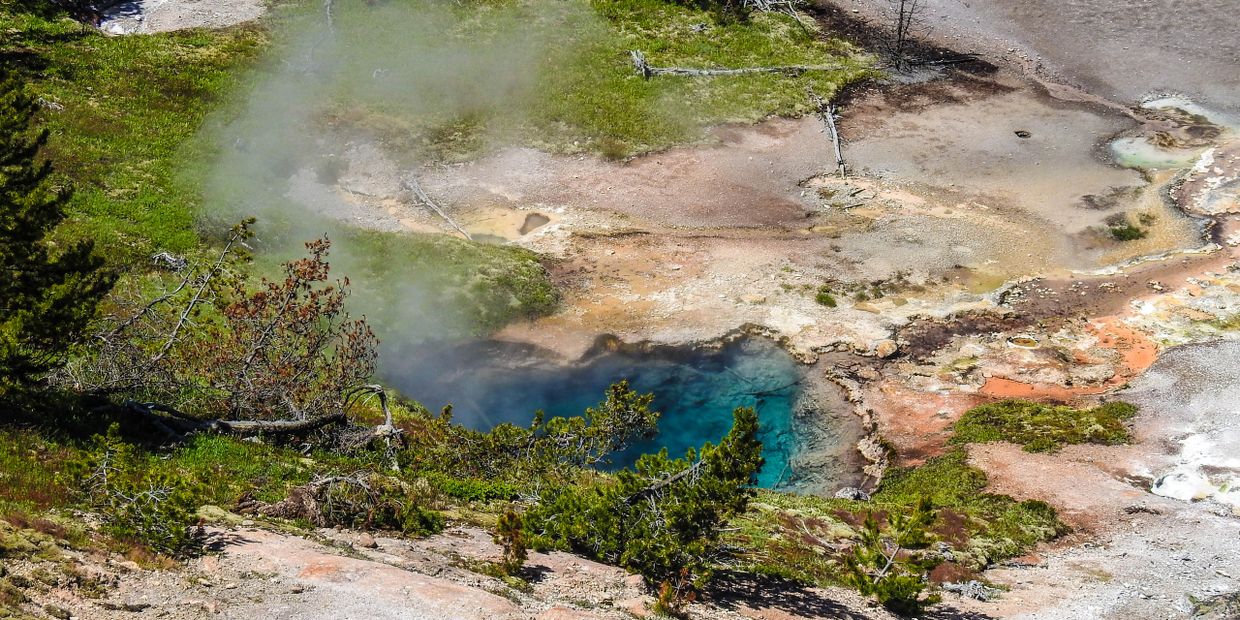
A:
[808,87,847,178]
[342,384,405,471]
[400,176,473,241]
[630,50,848,80]
[151,226,247,364]
[113,400,349,443]
[625,459,705,505]
[216,412,348,436]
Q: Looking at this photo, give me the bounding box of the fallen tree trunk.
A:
[114,400,350,442]
[215,412,348,436]
[808,87,846,178]
[630,50,847,80]
[401,176,473,241]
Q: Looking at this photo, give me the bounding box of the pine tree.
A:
[0,69,113,397]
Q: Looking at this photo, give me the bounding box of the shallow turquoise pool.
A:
[385,337,857,490]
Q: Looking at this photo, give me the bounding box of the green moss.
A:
[874,449,1067,565]
[814,287,837,307]
[340,230,559,335]
[951,399,1138,453]
[165,435,316,505]
[530,0,876,156]
[420,472,519,503]
[1209,314,1240,331]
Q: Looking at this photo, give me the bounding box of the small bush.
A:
[814,287,837,307]
[1108,223,1148,241]
[844,497,941,616]
[951,400,1138,453]
[874,449,1067,563]
[67,427,203,557]
[260,472,444,537]
[493,509,528,576]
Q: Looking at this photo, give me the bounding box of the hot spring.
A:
[385,337,865,493]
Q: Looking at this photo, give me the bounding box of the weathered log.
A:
[116,400,348,441]
[808,87,847,178]
[215,412,348,436]
[630,50,847,80]
[401,176,473,241]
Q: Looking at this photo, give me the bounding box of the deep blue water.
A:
[384,337,810,488]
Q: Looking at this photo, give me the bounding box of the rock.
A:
[834,487,870,501]
[43,605,72,620]
[539,605,609,619]
[357,533,378,549]
[99,601,152,612]
[942,580,1002,601]
[623,573,645,589]
[873,339,898,358]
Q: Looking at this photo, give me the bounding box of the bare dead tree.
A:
[740,0,811,32]
[630,50,849,80]
[888,0,925,71]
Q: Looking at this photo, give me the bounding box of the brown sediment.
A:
[864,379,985,465]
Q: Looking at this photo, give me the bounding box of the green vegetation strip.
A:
[730,448,1066,587]
[951,399,1138,453]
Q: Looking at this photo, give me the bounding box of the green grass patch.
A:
[950,399,1138,453]
[0,7,267,263]
[323,0,876,161]
[727,448,1066,587]
[0,428,74,514]
[528,0,876,156]
[339,230,560,335]
[814,286,837,307]
[1108,223,1148,241]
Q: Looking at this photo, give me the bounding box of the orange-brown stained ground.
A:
[979,317,1158,400]
[865,379,987,465]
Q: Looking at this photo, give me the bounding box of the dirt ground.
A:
[98,0,265,34]
[835,0,1240,116]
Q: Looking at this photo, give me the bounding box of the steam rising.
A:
[199,0,589,370]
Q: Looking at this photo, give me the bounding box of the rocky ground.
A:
[17,518,899,620]
[97,0,264,34]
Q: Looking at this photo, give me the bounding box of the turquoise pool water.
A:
[385,337,840,489]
